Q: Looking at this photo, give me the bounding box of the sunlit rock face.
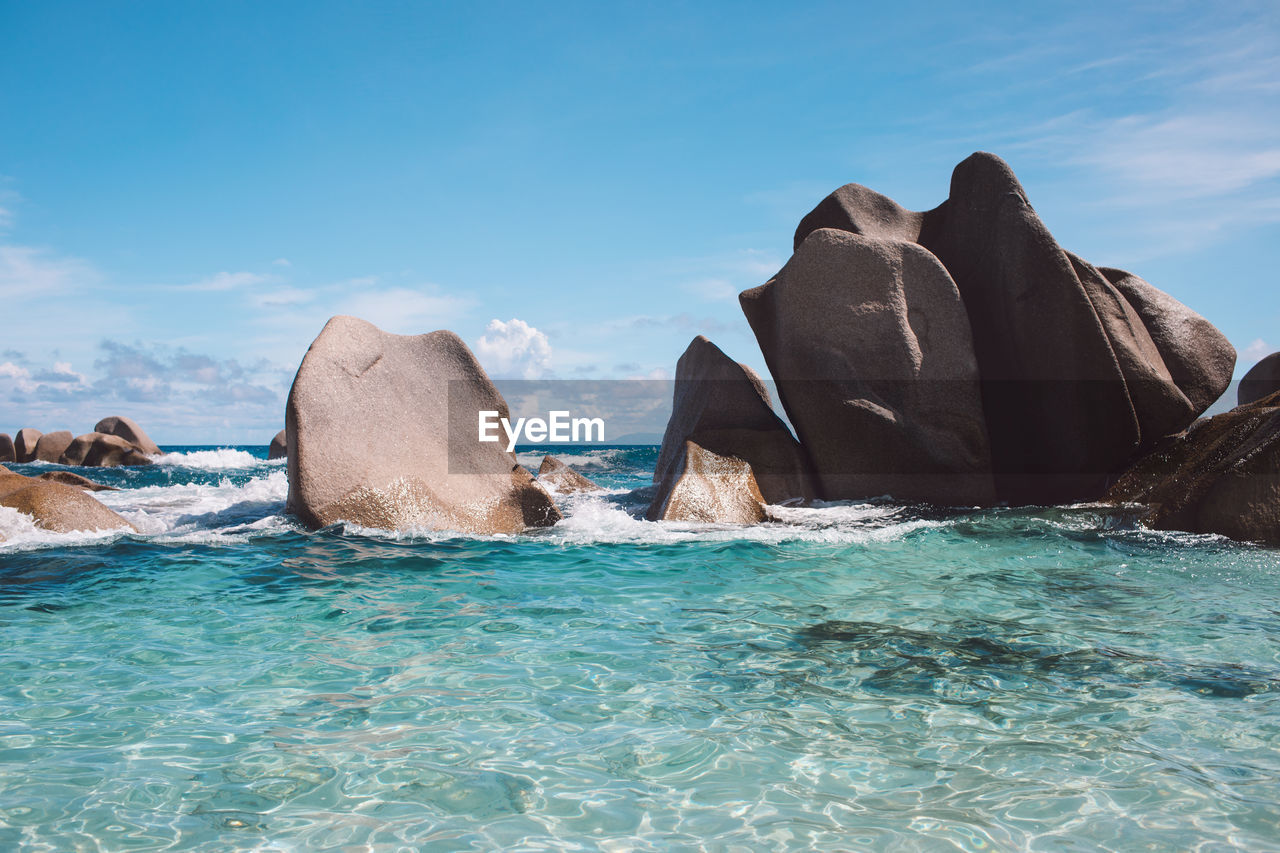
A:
[647,440,767,524]
[744,151,1234,506]
[285,315,561,534]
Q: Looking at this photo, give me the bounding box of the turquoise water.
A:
[2,446,1279,851]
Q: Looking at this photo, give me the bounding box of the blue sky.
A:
[1,1,1277,443]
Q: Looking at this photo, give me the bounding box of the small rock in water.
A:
[647,440,766,524]
[537,455,601,494]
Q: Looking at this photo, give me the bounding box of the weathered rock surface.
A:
[646,440,767,524]
[1101,267,1236,415]
[94,416,161,456]
[764,151,1234,505]
[0,466,135,533]
[268,430,287,460]
[33,431,74,463]
[286,315,561,533]
[0,433,13,464]
[1240,352,1280,407]
[1106,391,1280,544]
[14,428,41,463]
[60,433,154,467]
[653,336,815,507]
[741,229,995,505]
[537,455,601,494]
[794,183,923,250]
[36,471,118,491]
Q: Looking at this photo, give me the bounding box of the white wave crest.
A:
[0,505,131,551]
[516,448,624,471]
[152,448,269,470]
[91,470,293,542]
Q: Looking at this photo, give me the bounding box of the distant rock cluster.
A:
[1,416,160,468]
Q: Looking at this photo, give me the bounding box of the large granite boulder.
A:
[1106,392,1280,544]
[741,229,995,505]
[93,416,161,456]
[0,433,13,464]
[774,152,1234,504]
[14,428,41,463]
[1240,353,1280,407]
[268,429,287,460]
[646,440,767,524]
[0,466,135,534]
[537,455,601,494]
[33,431,74,463]
[653,336,815,507]
[60,433,154,467]
[286,315,561,533]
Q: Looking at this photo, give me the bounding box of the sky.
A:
[1,1,1277,443]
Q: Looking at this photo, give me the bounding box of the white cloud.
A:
[249,286,313,309]
[1243,338,1273,364]
[186,270,274,291]
[475,318,552,379]
[0,245,99,301]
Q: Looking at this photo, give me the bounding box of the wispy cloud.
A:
[184,270,275,291]
[0,245,99,302]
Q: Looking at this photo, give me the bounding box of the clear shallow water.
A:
[2,447,1280,851]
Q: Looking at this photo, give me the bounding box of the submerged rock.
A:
[60,433,154,467]
[646,440,766,524]
[0,466,135,533]
[268,429,287,460]
[286,315,561,533]
[14,428,41,464]
[537,455,601,494]
[653,335,815,507]
[93,416,162,457]
[741,229,994,505]
[1106,391,1280,544]
[0,433,13,464]
[36,471,119,491]
[33,431,74,464]
[1240,352,1280,407]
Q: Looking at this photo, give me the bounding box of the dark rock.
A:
[1106,391,1280,543]
[1101,267,1236,414]
[286,315,561,533]
[653,336,815,507]
[914,152,1143,503]
[59,433,154,467]
[646,440,767,523]
[1239,352,1280,407]
[537,455,601,494]
[0,433,13,464]
[36,471,118,491]
[0,468,135,533]
[13,428,41,463]
[93,416,161,456]
[33,431,74,464]
[741,229,995,505]
[268,429,287,460]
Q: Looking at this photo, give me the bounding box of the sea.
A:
[1,445,1279,851]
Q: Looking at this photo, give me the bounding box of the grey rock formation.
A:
[741,229,994,505]
[646,441,767,524]
[268,429,287,460]
[286,315,561,533]
[14,428,41,464]
[0,433,13,464]
[93,416,162,456]
[33,431,74,464]
[60,433,155,467]
[1239,352,1280,407]
[0,466,135,533]
[653,336,815,507]
[537,455,601,494]
[1106,391,1280,544]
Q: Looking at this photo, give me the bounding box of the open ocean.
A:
[2,445,1279,851]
